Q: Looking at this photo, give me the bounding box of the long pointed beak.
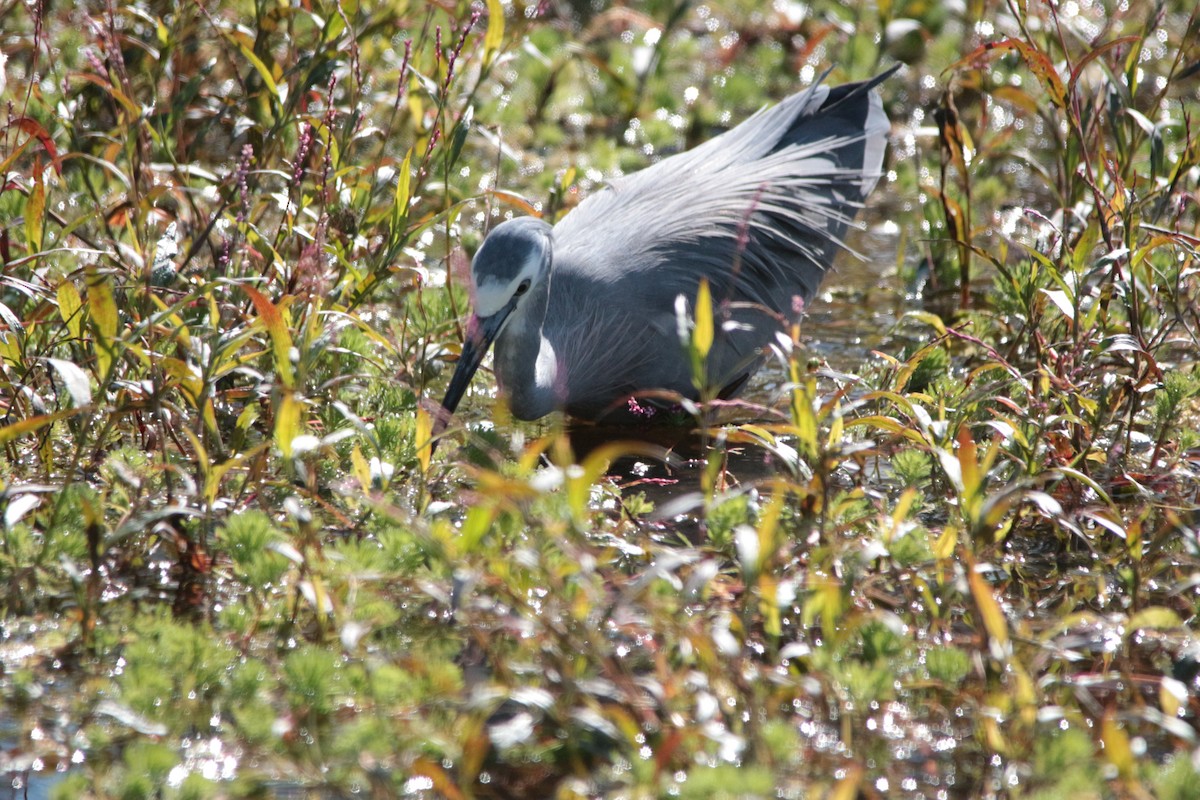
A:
[438,306,514,420]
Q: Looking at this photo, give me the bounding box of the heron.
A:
[438,68,895,427]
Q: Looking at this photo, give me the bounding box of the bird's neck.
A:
[494,282,560,421]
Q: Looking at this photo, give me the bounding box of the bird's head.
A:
[470,216,552,318]
[439,216,553,419]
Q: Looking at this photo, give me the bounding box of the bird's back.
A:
[544,70,894,419]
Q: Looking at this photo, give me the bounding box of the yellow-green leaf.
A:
[1161,677,1187,719]
[791,377,819,459]
[415,404,433,472]
[892,488,918,526]
[969,566,1010,655]
[201,397,217,436]
[1101,712,1136,780]
[85,265,119,379]
[0,333,21,368]
[236,403,258,435]
[223,31,282,104]
[903,310,947,336]
[736,423,776,445]
[484,0,505,64]
[933,523,958,560]
[205,455,245,506]
[26,168,45,253]
[957,425,980,497]
[160,356,205,405]
[275,392,304,459]
[459,504,497,555]
[693,279,713,358]
[57,280,83,341]
[351,444,371,491]
[0,408,80,448]
[181,428,211,474]
[392,149,413,230]
[1126,606,1182,631]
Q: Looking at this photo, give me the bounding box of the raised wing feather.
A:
[551,70,893,314]
[539,69,895,417]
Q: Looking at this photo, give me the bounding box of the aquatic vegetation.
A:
[0,0,1198,797]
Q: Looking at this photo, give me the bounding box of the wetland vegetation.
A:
[1,0,1199,797]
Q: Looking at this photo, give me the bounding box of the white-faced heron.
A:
[439,68,895,425]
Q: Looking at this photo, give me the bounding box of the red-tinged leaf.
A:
[653,728,684,776]
[242,285,295,388]
[936,99,970,176]
[0,136,33,180]
[951,38,1066,108]
[938,186,968,241]
[1068,36,1140,90]
[486,189,540,216]
[10,117,62,176]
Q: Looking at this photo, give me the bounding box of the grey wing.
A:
[551,69,893,318]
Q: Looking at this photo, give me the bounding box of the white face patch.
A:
[471,249,544,317]
[474,278,514,317]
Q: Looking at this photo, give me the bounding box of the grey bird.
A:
[439,68,894,426]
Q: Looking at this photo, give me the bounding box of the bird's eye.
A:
[515,279,531,296]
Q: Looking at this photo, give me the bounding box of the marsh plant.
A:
[1,0,1199,798]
